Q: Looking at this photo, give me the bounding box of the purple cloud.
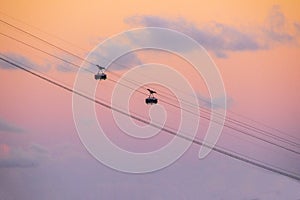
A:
[0,52,50,72]
[294,22,300,33]
[264,5,294,43]
[0,118,24,133]
[125,5,299,58]
[125,16,264,58]
[87,42,142,72]
[0,144,48,168]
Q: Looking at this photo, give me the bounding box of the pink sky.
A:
[0,1,300,199]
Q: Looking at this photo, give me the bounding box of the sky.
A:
[0,0,300,199]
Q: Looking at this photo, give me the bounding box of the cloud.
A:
[128,16,262,50]
[54,53,83,73]
[294,22,300,34]
[104,51,142,71]
[0,118,24,133]
[30,143,49,154]
[125,5,299,58]
[197,93,233,109]
[0,53,32,70]
[125,15,264,58]
[264,5,294,43]
[56,63,78,72]
[0,52,50,72]
[86,40,142,72]
[1,50,82,74]
[0,143,48,168]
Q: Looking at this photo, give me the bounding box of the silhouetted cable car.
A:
[145,89,158,105]
[95,65,107,80]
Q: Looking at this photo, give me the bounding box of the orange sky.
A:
[1,0,300,47]
[0,0,299,131]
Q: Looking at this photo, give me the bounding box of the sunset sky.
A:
[0,0,300,199]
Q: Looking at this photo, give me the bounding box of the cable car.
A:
[145,89,158,105]
[95,65,107,80]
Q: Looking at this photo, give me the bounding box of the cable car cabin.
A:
[95,65,107,80]
[145,97,158,105]
[145,89,158,105]
[94,73,107,80]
